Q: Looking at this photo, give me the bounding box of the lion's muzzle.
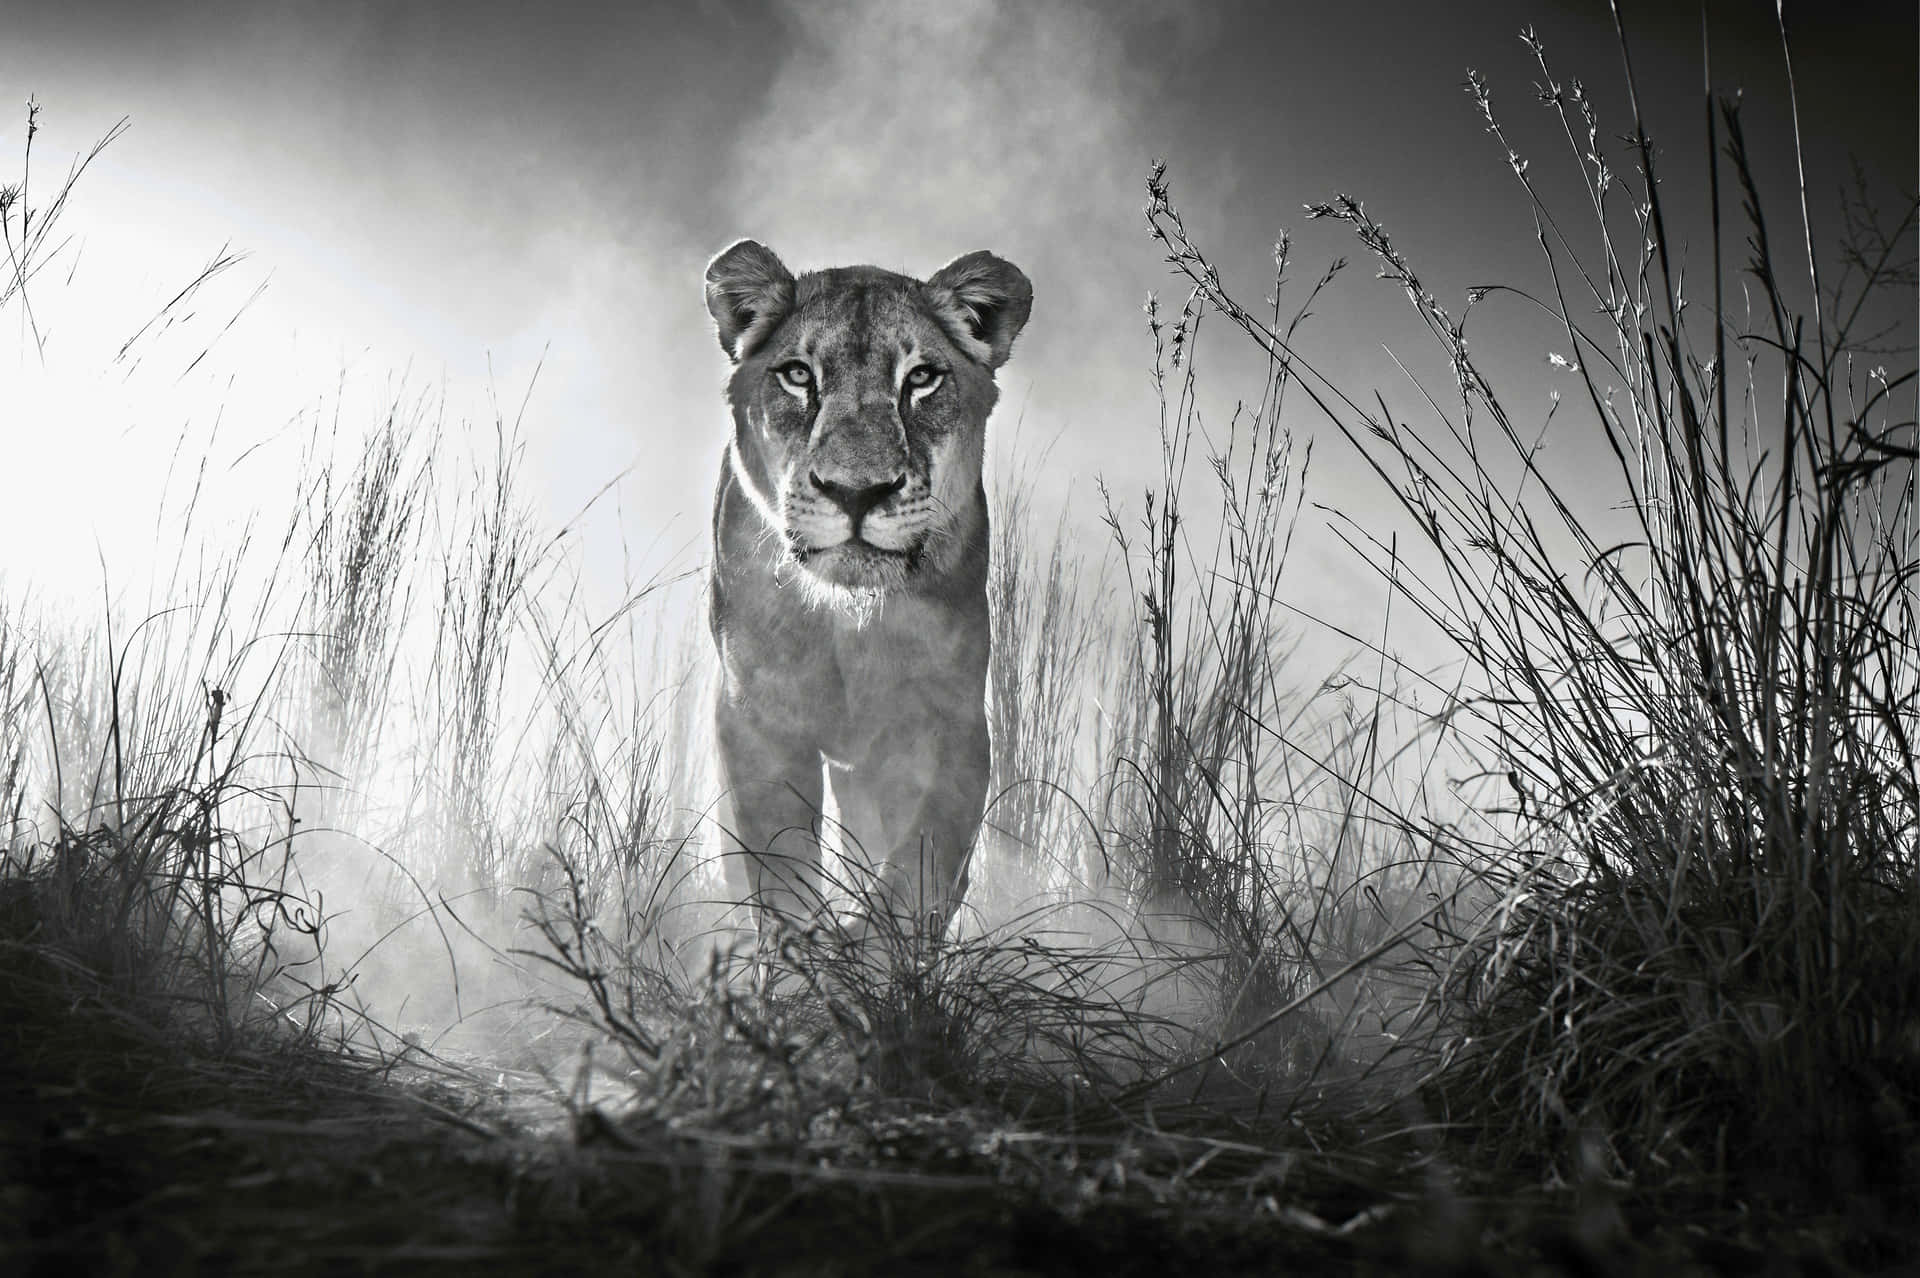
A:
[783,448,932,590]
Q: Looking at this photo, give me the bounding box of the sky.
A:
[2,0,1915,676]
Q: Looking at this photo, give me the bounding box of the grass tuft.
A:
[1144,16,1919,1216]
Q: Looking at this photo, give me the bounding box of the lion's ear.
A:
[705,240,795,361]
[925,252,1032,369]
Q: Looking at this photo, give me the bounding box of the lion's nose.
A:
[810,472,906,529]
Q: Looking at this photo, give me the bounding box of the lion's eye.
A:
[776,362,814,390]
[904,365,944,391]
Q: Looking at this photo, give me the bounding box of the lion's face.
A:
[706,242,1032,599]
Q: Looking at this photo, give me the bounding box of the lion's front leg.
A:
[714,700,827,937]
[831,710,989,939]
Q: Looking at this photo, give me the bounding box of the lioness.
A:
[703,240,1032,940]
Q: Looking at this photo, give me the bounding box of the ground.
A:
[3,950,1904,1278]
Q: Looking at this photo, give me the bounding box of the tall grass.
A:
[300,391,435,830]
[0,98,709,1056]
[1042,231,1475,1100]
[0,493,335,1047]
[3,122,331,1039]
[1145,18,1918,1202]
[985,455,1107,886]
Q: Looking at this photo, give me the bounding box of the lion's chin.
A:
[795,539,919,591]
[794,537,913,587]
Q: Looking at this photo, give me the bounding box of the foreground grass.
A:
[0,885,1377,1274]
[5,918,1858,1277]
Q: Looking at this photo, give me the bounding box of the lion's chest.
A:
[720,590,984,763]
[711,456,990,767]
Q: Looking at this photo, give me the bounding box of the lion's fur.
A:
[704,240,1031,936]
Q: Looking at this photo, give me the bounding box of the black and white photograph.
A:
[2,2,1915,1272]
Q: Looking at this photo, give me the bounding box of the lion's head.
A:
[705,241,1032,603]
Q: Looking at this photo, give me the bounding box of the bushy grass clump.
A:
[1145,20,1918,1208]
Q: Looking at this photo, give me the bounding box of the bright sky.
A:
[3,0,1914,672]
